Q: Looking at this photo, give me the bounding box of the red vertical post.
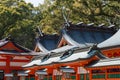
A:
[6,56,11,73]
[52,69,56,80]
[75,67,80,80]
[76,73,80,80]
[84,74,86,80]
[52,75,56,80]
[105,68,108,80]
[4,56,11,80]
[35,74,39,80]
[89,69,92,80]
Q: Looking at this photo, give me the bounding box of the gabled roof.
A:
[98,29,120,49]
[0,37,32,53]
[23,46,106,67]
[23,45,77,67]
[35,34,60,52]
[62,23,116,48]
[24,23,115,68]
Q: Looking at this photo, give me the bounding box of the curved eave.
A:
[54,50,107,64]
[36,34,61,52]
[24,45,78,68]
[27,49,107,67]
[62,29,86,48]
[22,59,41,68]
[0,41,8,47]
[37,57,60,66]
[33,45,77,60]
[36,40,48,52]
[0,51,35,56]
[98,29,120,49]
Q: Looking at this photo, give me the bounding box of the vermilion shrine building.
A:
[0,22,119,80]
[0,37,39,80]
[24,22,119,80]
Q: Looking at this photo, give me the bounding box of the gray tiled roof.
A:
[63,25,115,48]
[23,45,77,67]
[23,48,106,67]
[36,34,60,52]
[98,29,120,48]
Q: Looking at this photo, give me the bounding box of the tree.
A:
[38,0,120,31]
[0,0,37,49]
[0,0,120,49]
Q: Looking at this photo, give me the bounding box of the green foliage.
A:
[0,0,120,49]
[0,0,36,49]
[39,0,120,28]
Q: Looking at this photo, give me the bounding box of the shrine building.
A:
[23,22,117,80]
[0,37,39,80]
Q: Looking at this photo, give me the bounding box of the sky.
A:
[24,0,44,7]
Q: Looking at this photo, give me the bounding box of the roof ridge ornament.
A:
[62,7,70,27]
[90,44,98,50]
[60,48,75,60]
[41,53,51,62]
[36,26,43,37]
[108,24,115,28]
[88,44,108,59]
[98,23,105,27]
[87,23,94,26]
[76,22,84,25]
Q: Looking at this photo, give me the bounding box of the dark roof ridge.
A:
[64,23,116,33]
[39,34,59,39]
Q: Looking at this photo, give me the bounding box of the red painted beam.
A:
[11,59,30,62]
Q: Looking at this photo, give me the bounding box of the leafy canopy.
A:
[0,0,120,49]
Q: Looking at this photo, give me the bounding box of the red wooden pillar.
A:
[52,75,56,80]
[84,74,86,80]
[105,68,108,80]
[76,73,80,80]
[76,67,80,80]
[6,56,11,73]
[89,69,92,80]
[52,69,56,80]
[52,74,56,80]
[35,73,39,80]
[4,56,11,80]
